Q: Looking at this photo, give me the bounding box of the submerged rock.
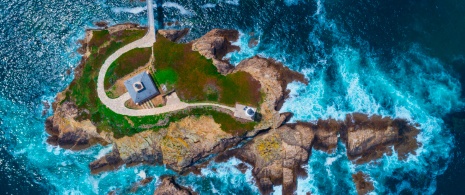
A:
[352,172,374,195]
[153,176,195,195]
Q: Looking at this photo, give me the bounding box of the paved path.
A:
[96,0,235,116]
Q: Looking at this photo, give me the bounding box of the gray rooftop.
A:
[124,72,160,104]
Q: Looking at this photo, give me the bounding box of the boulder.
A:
[158,28,189,42]
[154,176,195,195]
[352,172,374,195]
[341,113,421,164]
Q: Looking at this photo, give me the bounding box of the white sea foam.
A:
[95,145,113,159]
[201,3,217,9]
[224,30,260,65]
[163,2,193,15]
[137,170,147,179]
[63,189,84,195]
[272,186,283,195]
[111,6,147,14]
[224,0,240,5]
[210,182,219,194]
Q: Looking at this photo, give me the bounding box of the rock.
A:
[231,123,315,195]
[235,57,308,135]
[228,113,420,194]
[90,116,243,173]
[107,23,143,34]
[45,95,110,151]
[234,163,249,174]
[160,116,241,172]
[89,147,124,174]
[352,172,374,195]
[154,176,195,195]
[312,119,340,153]
[130,177,154,193]
[94,21,109,28]
[42,100,50,116]
[340,113,421,164]
[158,28,189,42]
[191,29,240,74]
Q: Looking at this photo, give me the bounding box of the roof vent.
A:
[133,81,145,92]
[245,108,255,117]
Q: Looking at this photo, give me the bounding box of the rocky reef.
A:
[224,113,419,194]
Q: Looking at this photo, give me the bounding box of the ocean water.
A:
[1,0,464,194]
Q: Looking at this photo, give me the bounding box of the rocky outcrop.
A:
[235,57,308,135]
[230,123,314,194]
[90,116,242,173]
[191,29,240,74]
[352,172,374,195]
[340,113,421,164]
[154,176,195,195]
[227,113,419,194]
[94,21,109,28]
[45,93,110,151]
[158,28,189,42]
[107,23,143,34]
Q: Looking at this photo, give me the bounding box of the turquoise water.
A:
[1,0,464,194]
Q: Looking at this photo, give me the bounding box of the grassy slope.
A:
[66,29,166,137]
[152,34,261,107]
[64,29,255,138]
[104,47,152,89]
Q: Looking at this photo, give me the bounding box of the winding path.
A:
[96,0,235,117]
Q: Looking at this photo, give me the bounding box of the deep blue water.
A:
[0,0,464,194]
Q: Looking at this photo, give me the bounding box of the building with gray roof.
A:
[124,71,160,105]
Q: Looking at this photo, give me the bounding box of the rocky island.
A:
[45,21,420,194]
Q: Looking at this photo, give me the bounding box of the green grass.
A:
[153,34,261,107]
[154,68,178,85]
[164,107,256,136]
[104,47,152,89]
[88,30,110,48]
